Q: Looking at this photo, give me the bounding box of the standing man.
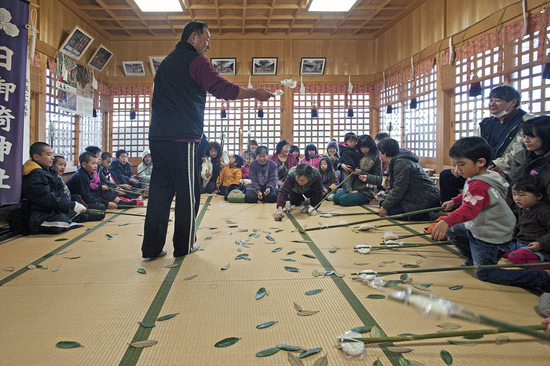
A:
[142,21,273,260]
[439,85,532,203]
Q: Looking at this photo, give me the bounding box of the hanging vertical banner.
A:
[0,0,29,206]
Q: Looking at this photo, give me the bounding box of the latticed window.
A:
[112,91,150,158]
[45,68,75,164]
[80,108,103,151]
[379,82,402,144]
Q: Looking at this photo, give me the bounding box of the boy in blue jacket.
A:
[110,149,141,198]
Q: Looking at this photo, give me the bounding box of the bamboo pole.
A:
[351,261,550,275]
[87,209,147,217]
[310,172,354,214]
[106,186,146,195]
[367,241,451,250]
[305,207,444,231]
[393,232,430,239]
[340,325,547,344]
[322,211,379,217]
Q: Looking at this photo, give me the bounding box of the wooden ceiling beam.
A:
[123,0,155,36]
[183,0,195,20]
[242,0,247,35]
[330,0,370,35]
[286,0,306,35]
[95,0,133,36]
[352,0,391,35]
[264,0,277,35]
[372,0,430,38]
[308,13,325,36]
[214,0,222,35]
[56,0,112,40]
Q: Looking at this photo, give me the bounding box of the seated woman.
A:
[507,116,550,198]
[245,146,278,203]
[274,164,323,220]
[201,141,225,194]
[269,139,298,187]
[333,134,382,206]
[300,143,321,169]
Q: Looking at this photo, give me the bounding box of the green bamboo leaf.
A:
[437,323,461,329]
[329,248,338,253]
[402,264,419,268]
[305,289,323,296]
[164,264,179,268]
[266,236,275,241]
[400,273,408,280]
[284,266,299,272]
[55,238,68,242]
[402,278,413,284]
[399,333,416,336]
[184,275,198,280]
[409,361,426,366]
[351,326,373,333]
[282,258,296,262]
[221,263,230,270]
[412,284,431,292]
[214,337,240,348]
[52,265,61,272]
[373,360,383,366]
[387,347,413,353]
[256,287,267,300]
[366,294,386,299]
[371,325,381,338]
[299,347,322,359]
[384,280,402,287]
[235,253,250,260]
[313,354,328,366]
[204,237,212,240]
[276,229,284,233]
[129,340,158,348]
[272,247,282,252]
[303,254,316,258]
[297,310,319,316]
[138,321,155,328]
[448,340,476,346]
[157,313,179,321]
[256,321,277,329]
[324,270,334,276]
[496,335,510,345]
[464,334,483,340]
[334,270,345,278]
[293,302,303,311]
[228,231,232,235]
[312,270,320,277]
[440,350,453,365]
[278,344,305,352]
[55,341,82,348]
[256,347,281,357]
[137,268,146,274]
[287,251,296,255]
[399,358,413,366]
[288,351,305,366]
[449,285,462,290]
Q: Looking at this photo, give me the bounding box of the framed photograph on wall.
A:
[211,58,236,75]
[252,57,278,75]
[122,61,146,77]
[149,56,166,76]
[59,25,95,61]
[300,57,326,75]
[87,44,113,72]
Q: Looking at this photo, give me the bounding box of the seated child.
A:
[507,174,550,268]
[319,156,338,200]
[217,154,244,198]
[137,149,152,189]
[300,143,322,169]
[52,155,71,201]
[274,164,323,220]
[378,138,440,221]
[245,146,278,204]
[338,132,360,191]
[242,151,255,179]
[96,152,143,205]
[67,152,115,212]
[431,137,550,293]
[290,145,300,160]
[12,142,90,235]
[201,141,224,194]
[324,139,340,171]
[110,149,141,198]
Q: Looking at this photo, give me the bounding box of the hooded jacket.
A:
[338,142,360,170]
[381,150,440,213]
[508,149,550,198]
[110,159,134,186]
[137,149,153,186]
[276,166,323,208]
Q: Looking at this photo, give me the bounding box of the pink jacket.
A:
[300,155,321,169]
[242,164,250,179]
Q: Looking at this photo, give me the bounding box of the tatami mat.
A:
[0,195,547,365]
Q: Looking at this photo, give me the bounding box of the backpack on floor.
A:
[227,189,245,203]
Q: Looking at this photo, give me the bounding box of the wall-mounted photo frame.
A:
[149,56,166,76]
[252,57,278,75]
[59,25,95,61]
[122,61,146,77]
[87,44,113,72]
[300,57,326,75]
[211,58,236,76]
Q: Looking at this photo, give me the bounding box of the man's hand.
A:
[101,185,108,191]
[442,200,455,211]
[107,202,117,209]
[255,88,275,101]
[257,193,263,200]
[431,220,449,241]
[341,164,352,173]
[120,184,131,190]
[205,171,212,178]
[542,318,550,333]
[129,178,139,185]
[379,207,387,216]
[264,188,271,196]
[527,242,541,252]
[274,207,284,221]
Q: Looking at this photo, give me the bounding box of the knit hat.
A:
[142,149,151,161]
[326,139,338,152]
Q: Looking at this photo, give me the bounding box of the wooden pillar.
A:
[435,57,452,173]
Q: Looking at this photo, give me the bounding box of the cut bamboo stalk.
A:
[310,172,354,213]
[87,209,147,217]
[351,261,550,275]
[368,241,451,250]
[393,232,430,239]
[305,207,444,231]
[340,324,547,344]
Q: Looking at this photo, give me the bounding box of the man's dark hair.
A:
[377,138,400,158]
[522,115,550,152]
[375,132,389,141]
[101,152,112,160]
[295,163,315,181]
[344,132,358,143]
[449,136,492,168]
[116,149,128,158]
[30,142,49,159]
[255,146,269,156]
[85,146,101,156]
[181,21,208,42]
[233,154,244,168]
[276,140,290,155]
[489,85,521,108]
[79,152,97,165]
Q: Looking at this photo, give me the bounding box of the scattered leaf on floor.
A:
[334,270,345,278]
[384,280,402,287]
[278,344,305,352]
[138,321,155,328]
[400,274,408,280]
[312,270,320,277]
[324,270,334,276]
[137,268,146,274]
[378,262,386,267]
[354,263,369,265]
[448,340,476,346]
[366,294,386,299]
[56,249,71,255]
[157,313,179,321]
[402,264,419,268]
[288,352,304,366]
[351,326,373,333]
[303,254,316,258]
[437,323,461,329]
[402,278,413,284]
[449,285,462,290]
[214,337,240,348]
[440,350,453,365]
[63,256,80,259]
[282,258,296,262]
[386,347,413,353]
[221,263,230,270]
[464,334,483,340]
[256,287,267,300]
[272,247,282,252]
[184,275,198,281]
[297,310,319,316]
[275,229,284,233]
[204,237,212,241]
[496,335,509,345]
[284,266,299,272]
[299,347,322,359]
[293,302,303,312]
[165,264,179,268]
[256,347,281,357]
[256,321,277,329]
[305,289,323,296]
[55,341,82,348]
[55,238,68,242]
[235,253,250,260]
[313,354,328,366]
[118,223,130,226]
[130,340,158,348]
[4,267,14,272]
[373,359,383,366]
[52,265,61,272]
[371,325,381,338]
[287,251,296,255]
